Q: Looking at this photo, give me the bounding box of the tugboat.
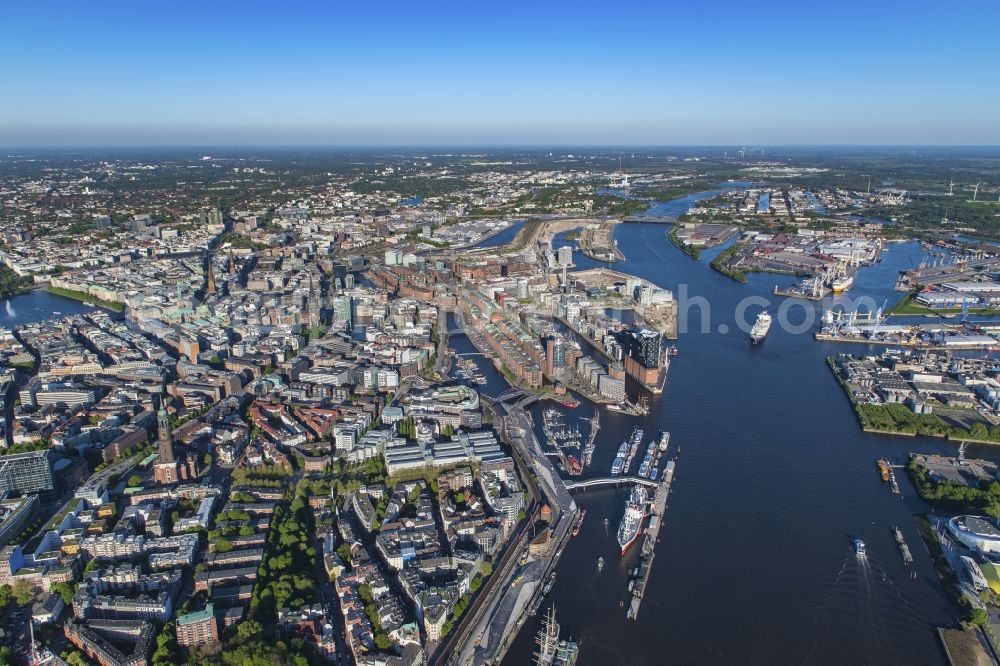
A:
[854,538,867,558]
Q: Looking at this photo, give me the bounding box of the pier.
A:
[627,458,676,620]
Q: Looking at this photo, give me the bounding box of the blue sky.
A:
[1,0,998,146]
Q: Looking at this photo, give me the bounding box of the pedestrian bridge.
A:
[497,387,531,403]
[565,476,659,492]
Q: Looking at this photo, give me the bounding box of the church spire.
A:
[157,407,175,464]
[205,257,217,295]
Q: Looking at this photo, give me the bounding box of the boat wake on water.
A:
[799,547,936,665]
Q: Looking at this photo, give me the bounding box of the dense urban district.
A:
[0,147,999,666]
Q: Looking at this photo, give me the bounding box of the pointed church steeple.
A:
[205,257,217,295]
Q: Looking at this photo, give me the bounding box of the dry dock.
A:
[627,458,676,620]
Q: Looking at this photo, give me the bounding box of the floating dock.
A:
[627,458,676,620]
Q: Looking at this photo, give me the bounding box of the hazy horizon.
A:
[2,0,999,146]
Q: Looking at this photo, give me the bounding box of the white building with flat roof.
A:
[948,515,1000,554]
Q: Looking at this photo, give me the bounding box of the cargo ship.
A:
[831,274,854,294]
[876,458,890,482]
[618,485,648,556]
[572,509,586,537]
[750,311,772,344]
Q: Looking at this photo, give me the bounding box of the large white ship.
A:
[750,311,772,344]
[831,274,854,294]
[617,485,648,555]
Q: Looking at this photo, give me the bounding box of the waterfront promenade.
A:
[449,400,576,665]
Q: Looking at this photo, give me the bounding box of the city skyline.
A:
[2,0,999,146]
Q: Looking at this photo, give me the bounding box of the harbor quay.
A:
[627,458,675,620]
[447,401,577,666]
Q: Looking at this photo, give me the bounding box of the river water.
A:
[449,197,983,665]
[476,220,526,249]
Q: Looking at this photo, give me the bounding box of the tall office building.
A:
[557,245,573,267]
[331,296,352,330]
[0,449,54,495]
[616,328,665,390]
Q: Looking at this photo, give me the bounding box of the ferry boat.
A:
[572,509,586,537]
[617,486,648,555]
[637,435,658,478]
[638,454,653,478]
[610,441,629,476]
[854,538,867,558]
[750,311,772,344]
[624,427,643,474]
[657,431,670,453]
